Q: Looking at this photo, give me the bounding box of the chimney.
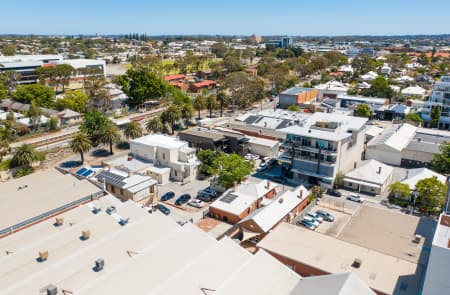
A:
[233,181,238,192]
[266,180,270,189]
[81,230,90,240]
[38,250,48,262]
[279,198,284,204]
[55,217,64,226]
[378,166,382,174]
[128,170,134,177]
[127,155,133,161]
[299,189,303,198]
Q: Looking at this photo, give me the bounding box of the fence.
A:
[0,191,104,238]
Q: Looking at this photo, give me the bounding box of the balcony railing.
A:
[282,142,337,155]
[279,153,337,166]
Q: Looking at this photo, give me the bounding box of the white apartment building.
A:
[279,113,367,188]
[130,134,199,183]
[421,76,450,129]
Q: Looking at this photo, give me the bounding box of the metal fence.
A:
[0,191,104,237]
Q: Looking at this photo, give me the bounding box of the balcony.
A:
[282,142,337,155]
[279,153,337,166]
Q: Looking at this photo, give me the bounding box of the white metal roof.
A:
[345,159,393,186]
[401,168,446,190]
[367,123,417,152]
[131,134,187,149]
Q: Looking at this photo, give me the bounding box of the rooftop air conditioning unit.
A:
[39,250,48,262]
[46,284,57,295]
[81,230,90,240]
[119,218,130,226]
[95,258,105,271]
[55,217,64,226]
[414,234,422,244]
[352,258,362,268]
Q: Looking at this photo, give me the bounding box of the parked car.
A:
[197,187,218,202]
[160,191,175,201]
[303,216,320,227]
[267,158,277,166]
[175,194,191,206]
[251,154,260,160]
[244,153,254,161]
[315,210,334,222]
[326,189,342,197]
[262,156,271,163]
[157,204,170,215]
[298,219,316,230]
[202,187,218,198]
[347,193,364,203]
[257,163,268,172]
[271,175,286,184]
[188,199,205,208]
[306,212,323,223]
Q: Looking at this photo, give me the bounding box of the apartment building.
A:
[421,76,450,129]
[129,134,199,183]
[279,113,367,188]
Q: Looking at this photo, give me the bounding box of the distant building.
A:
[421,76,450,129]
[315,81,349,99]
[279,87,318,108]
[281,36,293,48]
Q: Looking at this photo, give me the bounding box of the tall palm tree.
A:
[216,91,228,117]
[70,132,92,164]
[124,121,143,140]
[192,95,206,120]
[205,94,217,118]
[99,125,120,155]
[180,103,194,128]
[146,117,164,134]
[12,143,41,167]
[163,105,182,135]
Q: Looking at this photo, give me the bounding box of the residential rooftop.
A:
[281,87,315,95]
[130,134,188,149]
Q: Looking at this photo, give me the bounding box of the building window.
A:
[162,153,165,160]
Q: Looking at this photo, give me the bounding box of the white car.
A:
[306,212,323,223]
[257,163,268,172]
[251,154,260,160]
[244,153,254,161]
[347,193,364,203]
[303,216,320,227]
[187,199,205,208]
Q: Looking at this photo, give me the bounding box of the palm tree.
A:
[146,117,164,134]
[163,105,182,135]
[216,91,228,117]
[12,143,41,167]
[205,94,217,118]
[124,121,143,140]
[180,103,194,128]
[70,132,92,164]
[99,125,120,155]
[192,95,206,120]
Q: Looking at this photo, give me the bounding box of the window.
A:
[162,153,166,160]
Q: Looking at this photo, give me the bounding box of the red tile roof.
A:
[164,74,185,81]
[192,80,216,88]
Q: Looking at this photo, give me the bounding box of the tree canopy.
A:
[56,90,88,112]
[362,76,394,99]
[430,142,450,174]
[416,177,447,215]
[13,84,55,108]
[355,103,371,118]
[80,111,111,140]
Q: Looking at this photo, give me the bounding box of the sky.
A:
[2,0,450,36]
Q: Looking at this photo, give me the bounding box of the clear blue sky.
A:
[2,0,450,36]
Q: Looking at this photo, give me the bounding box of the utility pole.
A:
[445,175,450,214]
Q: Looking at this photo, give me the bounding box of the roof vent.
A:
[81,230,90,240]
[352,258,362,268]
[38,250,48,262]
[279,198,284,204]
[54,217,64,227]
[414,234,422,244]
[94,258,104,272]
[119,217,130,226]
[46,284,57,295]
[417,137,422,142]
[308,129,311,133]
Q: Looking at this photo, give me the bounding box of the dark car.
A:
[160,191,175,201]
[197,187,218,202]
[175,194,191,206]
[326,189,342,197]
[271,175,286,184]
[157,204,171,215]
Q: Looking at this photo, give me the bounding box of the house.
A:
[344,159,394,195]
[338,95,388,112]
[365,125,384,143]
[278,87,318,108]
[209,180,278,224]
[130,134,199,183]
[400,168,446,190]
[57,109,82,125]
[95,169,157,202]
[248,136,280,158]
[365,123,417,166]
[190,80,216,92]
[361,71,378,81]
[358,82,371,89]
[380,65,392,75]
[315,81,349,99]
[163,73,185,82]
[375,104,411,121]
[279,113,368,188]
[236,185,310,242]
[401,86,426,99]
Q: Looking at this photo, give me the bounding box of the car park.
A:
[202,187,218,197]
[326,189,342,197]
[188,199,205,208]
[306,212,323,223]
[347,193,364,203]
[298,219,316,230]
[157,204,170,215]
[197,187,218,202]
[175,194,191,206]
[160,191,175,201]
[302,216,320,227]
[315,210,334,222]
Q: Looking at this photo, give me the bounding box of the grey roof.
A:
[405,132,447,154]
[281,87,314,95]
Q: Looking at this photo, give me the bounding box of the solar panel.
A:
[76,167,88,175]
[81,169,93,177]
[220,194,238,204]
[96,170,126,187]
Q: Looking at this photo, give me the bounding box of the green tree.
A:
[192,95,206,120]
[351,54,376,74]
[0,83,7,100]
[405,112,423,125]
[216,91,229,117]
[334,171,345,189]
[123,121,143,140]
[146,117,164,134]
[416,177,447,215]
[355,103,371,118]
[2,44,16,56]
[28,101,43,131]
[197,149,217,175]
[430,142,450,174]
[13,84,55,108]
[12,143,42,168]
[70,132,92,164]
[209,153,253,188]
[287,104,300,112]
[362,76,394,101]
[180,103,194,127]
[389,182,411,200]
[161,105,182,134]
[205,94,217,118]
[430,105,441,128]
[99,124,120,155]
[80,111,111,140]
[47,117,59,131]
[56,90,88,113]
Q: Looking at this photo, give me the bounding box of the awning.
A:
[343,178,381,189]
